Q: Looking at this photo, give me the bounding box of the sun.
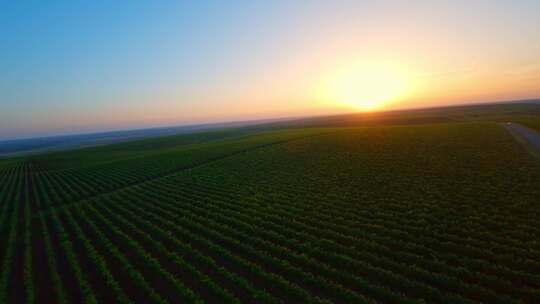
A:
[318,61,412,111]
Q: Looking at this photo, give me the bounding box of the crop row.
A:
[122,179,533,303]
[29,129,329,207]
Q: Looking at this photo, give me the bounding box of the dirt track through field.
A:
[503,122,540,158]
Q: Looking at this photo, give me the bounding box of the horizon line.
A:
[2,97,539,143]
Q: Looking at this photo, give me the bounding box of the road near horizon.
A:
[503,122,540,157]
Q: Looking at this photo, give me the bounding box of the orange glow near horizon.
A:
[313,60,416,112]
[3,1,540,140]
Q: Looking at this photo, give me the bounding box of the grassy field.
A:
[514,116,540,131]
[1,120,539,303]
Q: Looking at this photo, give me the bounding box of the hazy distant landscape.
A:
[0,119,288,157]
[3,99,539,157]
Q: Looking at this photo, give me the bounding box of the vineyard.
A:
[1,122,539,303]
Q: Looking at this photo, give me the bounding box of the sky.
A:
[1,0,539,140]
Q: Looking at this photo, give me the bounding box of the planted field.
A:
[515,117,540,132]
[1,123,539,303]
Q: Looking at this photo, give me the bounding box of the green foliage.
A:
[0,122,539,303]
[514,116,540,131]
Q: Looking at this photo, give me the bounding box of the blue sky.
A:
[1,1,321,138]
[1,1,539,140]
